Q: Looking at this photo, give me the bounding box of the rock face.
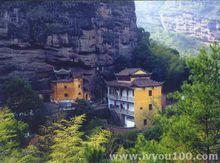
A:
[0,1,137,95]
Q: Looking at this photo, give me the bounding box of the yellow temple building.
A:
[106,68,164,130]
[51,68,90,103]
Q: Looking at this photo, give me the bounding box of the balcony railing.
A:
[109,106,134,117]
[107,94,134,103]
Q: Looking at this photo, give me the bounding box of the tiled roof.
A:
[53,68,71,75]
[106,78,163,88]
[132,78,163,87]
[51,79,73,83]
[106,81,133,88]
[115,68,147,76]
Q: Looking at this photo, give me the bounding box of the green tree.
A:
[92,73,106,102]
[2,77,42,115]
[179,44,220,155]
[49,115,111,162]
[130,44,220,162]
[131,28,155,72]
[2,77,43,131]
[0,107,27,160]
[49,115,85,162]
[4,145,45,163]
[130,28,188,92]
[84,130,112,162]
[150,40,188,91]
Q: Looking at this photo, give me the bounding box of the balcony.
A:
[107,94,134,103]
[109,106,134,117]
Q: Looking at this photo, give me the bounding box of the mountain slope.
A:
[0,1,137,94]
[135,1,220,55]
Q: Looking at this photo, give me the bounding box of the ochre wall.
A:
[134,86,162,130]
[51,78,84,102]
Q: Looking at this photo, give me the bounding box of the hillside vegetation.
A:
[114,28,189,92]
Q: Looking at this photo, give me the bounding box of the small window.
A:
[149,104,153,110]
[78,85,81,88]
[120,103,123,109]
[140,107,143,110]
[78,92,81,95]
[144,119,147,126]
[64,93,68,97]
[64,85,67,89]
[149,90,152,96]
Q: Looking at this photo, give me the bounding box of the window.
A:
[78,85,81,88]
[64,85,67,89]
[149,104,153,110]
[127,103,129,110]
[140,107,143,110]
[120,103,123,109]
[144,119,147,126]
[149,90,152,96]
[78,92,81,95]
[64,93,68,97]
[109,87,112,94]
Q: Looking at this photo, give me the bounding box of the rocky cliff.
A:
[0,1,137,95]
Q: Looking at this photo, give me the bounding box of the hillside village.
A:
[161,12,220,43]
[135,1,220,56]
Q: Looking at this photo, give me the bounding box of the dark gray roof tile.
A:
[115,68,148,76]
[132,78,163,87]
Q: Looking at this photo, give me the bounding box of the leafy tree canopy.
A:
[0,108,27,159]
[49,114,111,162]
[2,77,42,115]
[129,44,220,161]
